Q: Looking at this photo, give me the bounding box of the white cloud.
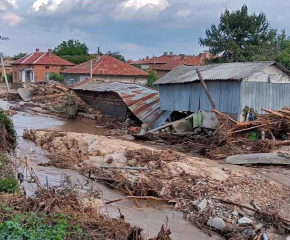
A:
[0,0,18,11]
[6,0,18,8]
[116,0,169,20]
[32,0,65,12]
[2,12,22,26]
[122,43,141,51]
[176,9,193,18]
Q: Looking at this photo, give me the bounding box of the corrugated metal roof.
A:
[155,61,290,85]
[72,80,172,129]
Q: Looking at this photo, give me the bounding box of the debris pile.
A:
[24,129,290,239]
[24,81,89,118]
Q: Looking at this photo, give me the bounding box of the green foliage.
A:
[276,39,290,70]
[0,212,85,240]
[0,109,17,148]
[131,64,142,69]
[106,51,125,62]
[54,39,89,56]
[0,176,19,193]
[12,52,27,61]
[53,39,90,64]
[148,71,158,88]
[199,5,284,63]
[48,72,65,83]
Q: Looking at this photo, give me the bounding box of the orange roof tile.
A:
[12,49,74,66]
[62,55,149,76]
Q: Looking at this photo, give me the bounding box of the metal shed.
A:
[155,62,290,121]
[71,80,172,129]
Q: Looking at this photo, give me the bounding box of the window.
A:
[14,71,17,80]
[70,79,75,84]
[45,72,50,80]
[45,66,50,69]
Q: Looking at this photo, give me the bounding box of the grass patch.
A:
[0,212,86,240]
[0,176,19,193]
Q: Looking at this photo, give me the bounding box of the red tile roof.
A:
[12,50,74,66]
[153,56,201,71]
[132,52,217,69]
[62,55,149,76]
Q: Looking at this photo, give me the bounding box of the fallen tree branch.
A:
[105,196,165,205]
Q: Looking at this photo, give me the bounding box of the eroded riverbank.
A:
[0,99,220,239]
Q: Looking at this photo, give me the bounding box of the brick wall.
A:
[12,64,71,83]
[34,65,62,82]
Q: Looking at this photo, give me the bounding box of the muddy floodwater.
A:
[0,99,222,239]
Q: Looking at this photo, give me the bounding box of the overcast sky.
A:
[0,0,290,60]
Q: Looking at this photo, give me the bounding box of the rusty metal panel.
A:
[71,80,172,129]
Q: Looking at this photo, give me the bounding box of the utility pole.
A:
[196,68,216,110]
[0,53,10,93]
[90,59,93,79]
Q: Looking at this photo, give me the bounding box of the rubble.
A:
[23,129,290,239]
[207,217,226,230]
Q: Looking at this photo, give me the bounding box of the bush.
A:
[0,213,84,239]
[0,176,19,193]
[48,72,65,83]
[0,109,17,149]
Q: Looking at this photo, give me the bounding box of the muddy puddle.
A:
[0,99,222,239]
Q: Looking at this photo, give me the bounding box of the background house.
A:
[12,49,74,84]
[62,55,149,86]
[131,52,216,78]
[155,61,290,121]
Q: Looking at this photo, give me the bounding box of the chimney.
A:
[164,52,168,56]
[180,54,186,60]
[48,49,52,57]
[170,52,173,56]
[96,54,101,61]
[36,48,40,52]
[146,56,149,60]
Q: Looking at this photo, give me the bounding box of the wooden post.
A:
[196,68,216,110]
[0,53,10,93]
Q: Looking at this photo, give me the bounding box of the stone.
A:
[197,199,207,212]
[231,211,238,217]
[286,236,290,240]
[243,208,255,216]
[255,223,263,229]
[207,217,226,230]
[238,217,253,224]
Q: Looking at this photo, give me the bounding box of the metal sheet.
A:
[71,81,172,129]
[241,82,290,114]
[159,81,241,114]
[155,62,290,85]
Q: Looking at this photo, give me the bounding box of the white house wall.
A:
[245,65,290,83]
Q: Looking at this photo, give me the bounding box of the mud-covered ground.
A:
[24,129,290,239]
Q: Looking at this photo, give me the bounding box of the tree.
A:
[48,72,65,83]
[12,52,27,60]
[148,71,158,88]
[53,40,91,64]
[199,5,282,62]
[106,51,125,62]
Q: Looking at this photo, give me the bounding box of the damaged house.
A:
[62,55,149,86]
[155,61,290,121]
[71,80,172,129]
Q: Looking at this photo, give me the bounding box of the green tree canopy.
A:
[12,52,27,60]
[53,39,91,64]
[106,51,125,62]
[199,5,283,62]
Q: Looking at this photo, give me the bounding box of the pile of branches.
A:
[229,108,290,140]
[29,81,89,118]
